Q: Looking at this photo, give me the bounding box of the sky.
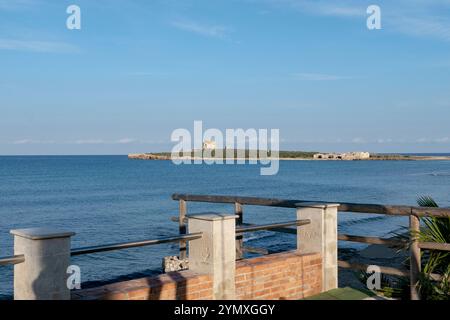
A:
[1,0,450,155]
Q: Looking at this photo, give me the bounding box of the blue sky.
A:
[1,0,450,155]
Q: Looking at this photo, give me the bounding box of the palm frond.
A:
[414,195,450,299]
[417,195,439,208]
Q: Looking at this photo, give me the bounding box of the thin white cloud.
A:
[12,139,55,145]
[75,139,105,145]
[116,138,136,144]
[293,73,353,81]
[262,0,364,18]
[0,39,80,53]
[0,0,38,11]
[259,0,450,42]
[7,138,168,146]
[75,138,145,145]
[391,16,450,42]
[351,137,366,144]
[286,137,450,145]
[376,138,393,144]
[171,19,229,38]
[417,137,450,143]
[301,2,363,17]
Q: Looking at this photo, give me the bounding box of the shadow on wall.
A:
[144,272,187,300]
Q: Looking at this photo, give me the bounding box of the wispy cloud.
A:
[293,72,354,81]
[262,0,364,18]
[260,0,450,42]
[416,137,450,143]
[170,19,230,38]
[0,39,80,53]
[75,138,144,145]
[12,139,55,145]
[286,137,430,144]
[0,0,38,11]
[10,138,162,145]
[351,137,366,144]
[391,16,450,42]
[376,138,393,144]
[75,139,105,145]
[7,138,168,145]
[116,138,136,144]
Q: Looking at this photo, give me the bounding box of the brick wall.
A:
[71,271,213,300]
[235,251,322,299]
[72,251,322,300]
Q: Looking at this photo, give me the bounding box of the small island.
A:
[128,150,450,161]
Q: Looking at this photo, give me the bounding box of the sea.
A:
[1,155,450,298]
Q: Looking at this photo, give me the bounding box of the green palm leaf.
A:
[416,196,450,299]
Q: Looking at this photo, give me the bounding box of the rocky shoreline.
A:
[128,153,450,161]
[128,153,171,160]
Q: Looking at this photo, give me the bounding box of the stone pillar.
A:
[10,228,75,300]
[296,203,339,292]
[188,213,238,300]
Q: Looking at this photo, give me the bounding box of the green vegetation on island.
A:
[128,150,450,161]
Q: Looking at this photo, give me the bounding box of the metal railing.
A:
[172,193,450,300]
[236,219,310,234]
[0,254,25,266]
[0,233,203,266]
[71,233,203,256]
[0,219,308,265]
[172,193,450,217]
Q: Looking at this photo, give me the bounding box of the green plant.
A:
[415,196,450,300]
[356,270,409,299]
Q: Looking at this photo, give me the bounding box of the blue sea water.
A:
[1,155,450,297]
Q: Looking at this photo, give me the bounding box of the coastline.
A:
[128,153,450,161]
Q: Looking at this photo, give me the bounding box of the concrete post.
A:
[296,202,339,292]
[10,228,75,300]
[188,213,238,300]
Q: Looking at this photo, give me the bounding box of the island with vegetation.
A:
[128,150,450,161]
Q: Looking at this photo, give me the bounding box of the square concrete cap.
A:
[295,202,340,209]
[10,228,75,240]
[187,212,239,221]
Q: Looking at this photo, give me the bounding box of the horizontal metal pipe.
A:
[71,233,203,256]
[0,254,25,266]
[236,219,310,234]
[239,222,297,235]
[172,217,303,236]
[173,218,301,236]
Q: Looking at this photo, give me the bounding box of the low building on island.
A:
[202,140,216,150]
[313,152,370,160]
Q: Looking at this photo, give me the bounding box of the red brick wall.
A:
[235,251,322,299]
[72,271,213,300]
[72,251,321,300]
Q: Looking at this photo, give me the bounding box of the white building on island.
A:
[202,140,216,150]
[313,152,370,160]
